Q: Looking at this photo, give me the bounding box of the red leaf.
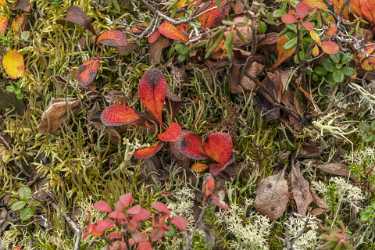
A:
[295,2,311,19]
[148,30,161,44]
[202,174,215,200]
[272,35,296,69]
[134,143,163,160]
[170,216,188,231]
[210,194,229,209]
[326,23,337,37]
[108,231,123,240]
[138,68,167,124]
[157,122,182,142]
[109,240,127,250]
[203,132,233,165]
[116,193,134,211]
[151,227,167,242]
[198,1,228,29]
[93,200,112,213]
[321,40,339,54]
[101,104,141,126]
[95,219,115,235]
[209,163,226,176]
[76,57,100,88]
[96,30,128,51]
[152,201,171,215]
[64,6,95,34]
[302,21,314,31]
[128,205,151,222]
[109,210,127,220]
[158,21,188,42]
[281,13,297,24]
[174,131,207,160]
[137,241,152,250]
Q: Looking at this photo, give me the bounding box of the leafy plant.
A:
[360,200,375,223]
[6,81,24,100]
[312,53,355,85]
[10,186,38,222]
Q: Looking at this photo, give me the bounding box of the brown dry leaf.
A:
[311,189,328,209]
[230,59,243,94]
[272,35,296,69]
[0,16,9,35]
[229,16,253,47]
[240,61,264,91]
[149,37,170,65]
[11,14,26,34]
[290,164,313,215]
[257,32,279,46]
[255,171,289,220]
[64,6,95,34]
[316,163,349,177]
[14,0,31,12]
[39,98,81,134]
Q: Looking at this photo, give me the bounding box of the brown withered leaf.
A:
[14,0,31,12]
[228,16,253,47]
[64,6,95,34]
[39,98,81,134]
[316,163,349,177]
[11,14,27,34]
[255,171,289,220]
[257,32,279,47]
[149,36,170,65]
[290,164,313,215]
[229,59,243,94]
[310,189,328,216]
[240,61,264,91]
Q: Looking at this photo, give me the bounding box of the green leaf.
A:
[341,53,353,65]
[329,54,341,64]
[332,70,345,83]
[273,9,286,18]
[314,66,327,76]
[18,186,32,200]
[224,32,233,60]
[322,58,335,72]
[286,24,297,34]
[258,21,267,34]
[20,207,34,221]
[283,37,297,50]
[10,200,26,211]
[343,67,355,77]
[205,31,224,59]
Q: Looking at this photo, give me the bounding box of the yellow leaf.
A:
[272,35,296,69]
[302,0,328,10]
[191,162,208,173]
[309,30,321,46]
[0,0,6,7]
[2,50,25,79]
[312,45,320,57]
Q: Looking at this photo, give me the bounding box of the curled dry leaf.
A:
[149,36,170,65]
[272,35,296,69]
[0,16,8,35]
[76,57,100,88]
[133,143,163,160]
[101,104,141,126]
[172,130,207,160]
[64,6,95,34]
[138,68,167,124]
[39,98,81,134]
[321,40,339,55]
[158,21,188,42]
[290,164,313,215]
[96,30,128,53]
[158,122,182,142]
[2,50,25,79]
[255,172,289,220]
[316,163,350,177]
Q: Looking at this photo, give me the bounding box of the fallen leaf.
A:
[272,35,296,69]
[316,163,350,177]
[149,36,170,65]
[191,162,209,173]
[148,30,161,44]
[138,241,152,250]
[0,16,9,35]
[255,172,289,220]
[75,57,100,88]
[2,50,25,79]
[134,143,163,160]
[321,40,339,54]
[302,0,328,10]
[312,45,320,56]
[14,0,31,12]
[290,164,313,215]
[230,16,253,46]
[173,131,207,160]
[240,61,264,91]
[199,1,228,28]
[100,104,141,126]
[203,132,233,165]
[158,21,188,42]
[158,122,182,142]
[64,6,95,34]
[96,30,128,53]
[138,68,167,124]
[39,98,81,134]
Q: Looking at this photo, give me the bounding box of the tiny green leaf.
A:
[20,207,34,221]
[332,70,344,83]
[283,37,297,50]
[18,186,32,200]
[10,200,26,211]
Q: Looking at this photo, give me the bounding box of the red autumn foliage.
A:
[202,174,229,209]
[321,40,340,54]
[173,131,207,160]
[157,122,182,142]
[96,30,128,52]
[148,30,161,44]
[350,0,375,24]
[94,200,112,213]
[198,0,229,28]
[139,68,167,124]
[75,57,100,88]
[133,143,163,160]
[100,104,141,126]
[158,21,188,42]
[203,132,233,166]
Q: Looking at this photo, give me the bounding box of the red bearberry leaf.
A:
[101,104,141,127]
[134,143,163,160]
[109,210,127,220]
[64,6,95,34]
[158,21,188,42]
[83,223,96,239]
[198,1,228,28]
[108,231,123,240]
[203,132,233,165]
[152,201,171,215]
[326,23,337,37]
[116,193,133,211]
[138,68,167,124]
[202,174,215,200]
[95,219,115,235]
[157,122,182,142]
[170,216,188,231]
[210,194,229,209]
[173,131,207,160]
[131,232,148,243]
[128,206,151,222]
[93,200,112,213]
[109,240,127,250]
[295,2,311,19]
[281,13,297,24]
[148,30,161,44]
[137,241,152,250]
[76,57,100,88]
[151,227,167,242]
[321,40,339,54]
[302,21,314,31]
[96,30,128,53]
